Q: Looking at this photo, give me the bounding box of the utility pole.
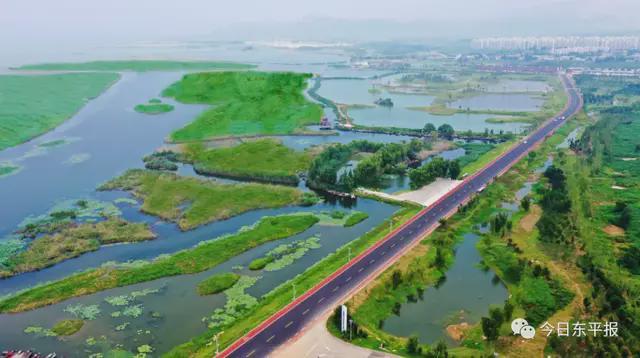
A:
[213,331,224,357]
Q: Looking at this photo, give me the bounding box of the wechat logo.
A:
[511,318,536,339]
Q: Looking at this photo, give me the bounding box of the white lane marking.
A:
[358,267,364,273]
[332,285,339,292]
[381,251,386,256]
[302,308,310,315]
[285,321,294,328]
[391,243,396,248]
[369,259,375,264]
[318,297,325,303]
[345,276,352,282]
[266,335,275,343]
[246,349,256,357]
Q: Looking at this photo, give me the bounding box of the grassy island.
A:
[0,73,120,151]
[197,273,241,295]
[0,214,319,313]
[163,71,322,141]
[99,169,312,230]
[134,98,174,114]
[51,319,84,336]
[16,60,254,72]
[0,218,155,278]
[182,139,313,185]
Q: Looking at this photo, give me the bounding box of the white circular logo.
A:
[520,325,536,339]
[511,318,528,335]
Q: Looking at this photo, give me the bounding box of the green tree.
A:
[423,123,436,134]
[392,270,403,289]
[437,124,455,139]
[407,335,421,355]
[425,341,448,358]
[521,195,531,212]
[447,160,461,179]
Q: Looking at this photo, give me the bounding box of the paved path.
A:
[274,312,398,358]
[220,73,582,358]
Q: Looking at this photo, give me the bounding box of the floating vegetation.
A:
[115,322,130,331]
[24,325,56,337]
[18,199,121,234]
[205,276,260,328]
[111,311,122,318]
[38,137,79,148]
[249,236,321,272]
[106,287,162,307]
[265,236,321,271]
[64,152,91,165]
[315,210,368,226]
[122,304,143,318]
[137,344,154,355]
[114,197,138,205]
[64,303,101,320]
[0,237,25,275]
[231,265,244,271]
[0,162,21,178]
[105,295,132,307]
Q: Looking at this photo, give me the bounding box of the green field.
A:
[163,71,323,141]
[197,273,241,295]
[16,60,254,72]
[0,214,318,313]
[99,169,312,230]
[183,139,313,185]
[0,73,120,151]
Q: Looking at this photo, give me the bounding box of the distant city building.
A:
[471,36,640,52]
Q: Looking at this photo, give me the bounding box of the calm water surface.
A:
[383,233,508,344]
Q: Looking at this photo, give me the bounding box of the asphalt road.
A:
[222,73,582,358]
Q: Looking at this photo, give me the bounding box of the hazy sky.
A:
[2,0,640,46]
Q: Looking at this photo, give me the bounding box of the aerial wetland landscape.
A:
[0,34,639,358]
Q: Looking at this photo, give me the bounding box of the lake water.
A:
[0,59,407,355]
[485,79,551,93]
[0,199,396,355]
[382,233,508,344]
[0,72,207,236]
[316,78,545,133]
[448,94,544,112]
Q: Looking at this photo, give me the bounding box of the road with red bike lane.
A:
[220,73,582,358]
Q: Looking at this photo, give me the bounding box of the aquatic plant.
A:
[264,236,321,271]
[0,237,25,273]
[0,162,21,178]
[137,344,153,353]
[115,322,130,331]
[64,303,101,320]
[24,325,56,337]
[122,304,144,318]
[64,152,91,165]
[105,295,132,307]
[206,276,260,328]
[111,311,121,318]
[114,197,138,205]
